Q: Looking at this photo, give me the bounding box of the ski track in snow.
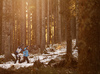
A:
[0,40,78,69]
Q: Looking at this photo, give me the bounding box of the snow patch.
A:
[0,55,4,58]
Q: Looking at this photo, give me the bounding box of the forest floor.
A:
[0,39,78,74]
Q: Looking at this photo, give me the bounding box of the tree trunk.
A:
[47,0,50,46]
[13,0,16,51]
[2,0,6,54]
[28,1,31,46]
[78,0,100,73]
[0,0,3,54]
[21,0,26,46]
[54,12,57,44]
[64,0,72,60]
[36,0,40,46]
[54,0,58,44]
[14,4,19,50]
[66,22,72,57]
[41,0,46,53]
[10,0,14,53]
[55,0,58,43]
[51,0,54,45]
[57,0,61,43]
[71,16,76,39]
[76,0,79,47]
[2,0,14,60]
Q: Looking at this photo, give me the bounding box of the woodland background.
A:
[0,0,100,74]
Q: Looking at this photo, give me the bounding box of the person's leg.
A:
[15,55,18,63]
[26,57,29,63]
[18,56,21,63]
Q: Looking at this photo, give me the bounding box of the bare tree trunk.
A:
[78,0,100,73]
[32,12,35,45]
[36,0,40,46]
[58,0,61,43]
[2,0,6,54]
[13,18,16,51]
[16,19,18,47]
[28,1,31,46]
[66,21,72,57]
[49,0,52,44]
[51,0,54,45]
[54,0,58,44]
[47,0,50,46]
[55,0,58,43]
[2,0,14,60]
[54,12,57,44]
[71,16,76,39]
[10,0,14,53]
[13,0,16,51]
[0,0,3,54]
[41,0,46,53]
[15,5,18,50]
[76,0,79,47]
[64,0,72,60]
[21,0,26,46]
[18,15,21,46]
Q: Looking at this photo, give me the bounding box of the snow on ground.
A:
[0,39,78,69]
[0,55,4,58]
